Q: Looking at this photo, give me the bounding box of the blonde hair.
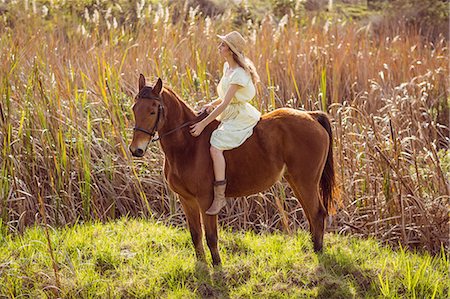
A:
[232,53,260,84]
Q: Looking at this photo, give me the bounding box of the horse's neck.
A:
[158,89,197,154]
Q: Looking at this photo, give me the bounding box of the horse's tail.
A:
[310,112,336,215]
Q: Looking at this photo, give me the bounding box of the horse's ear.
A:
[139,74,146,91]
[153,78,163,95]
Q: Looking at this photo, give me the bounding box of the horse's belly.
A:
[226,163,286,197]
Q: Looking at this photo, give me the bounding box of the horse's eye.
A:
[150,112,156,115]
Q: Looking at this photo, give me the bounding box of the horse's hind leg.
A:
[285,173,327,252]
[180,198,206,262]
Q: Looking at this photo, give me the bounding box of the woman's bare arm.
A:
[190,84,239,136]
[200,84,239,126]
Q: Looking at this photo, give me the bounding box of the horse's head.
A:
[129,74,164,157]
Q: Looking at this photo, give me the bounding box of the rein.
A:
[134,106,207,143]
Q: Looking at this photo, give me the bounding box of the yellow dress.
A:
[210,62,261,150]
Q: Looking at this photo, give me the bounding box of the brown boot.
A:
[206,180,227,215]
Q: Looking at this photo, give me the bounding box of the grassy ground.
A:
[0,218,448,298]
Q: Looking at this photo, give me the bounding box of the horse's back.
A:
[260,107,326,128]
[255,108,329,151]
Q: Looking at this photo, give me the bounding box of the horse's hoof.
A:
[313,242,323,253]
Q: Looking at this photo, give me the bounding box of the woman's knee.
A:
[210,146,223,158]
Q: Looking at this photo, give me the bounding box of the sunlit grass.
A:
[0,218,448,298]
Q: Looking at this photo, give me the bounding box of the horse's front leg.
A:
[197,192,222,266]
[200,205,222,266]
[179,198,206,263]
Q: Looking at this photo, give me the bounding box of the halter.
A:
[133,104,164,142]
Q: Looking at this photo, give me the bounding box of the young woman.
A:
[190,31,261,215]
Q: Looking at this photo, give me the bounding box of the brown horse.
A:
[129,75,336,266]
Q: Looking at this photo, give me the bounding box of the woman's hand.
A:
[190,121,206,137]
[205,104,215,113]
[198,103,214,115]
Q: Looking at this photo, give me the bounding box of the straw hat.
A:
[217,31,247,59]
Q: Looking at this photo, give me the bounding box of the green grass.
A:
[0,218,447,298]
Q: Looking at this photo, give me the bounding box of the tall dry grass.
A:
[0,1,448,252]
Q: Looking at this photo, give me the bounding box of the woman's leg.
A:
[210,146,225,181]
[206,146,227,215]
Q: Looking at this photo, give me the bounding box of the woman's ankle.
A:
[214,179,227,186]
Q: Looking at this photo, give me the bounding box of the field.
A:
[0,0,448,296]
[0,218,448,298]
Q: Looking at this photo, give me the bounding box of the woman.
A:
[190,31,261,215]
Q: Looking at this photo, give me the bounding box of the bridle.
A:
[133,96,207,143]
[133,101,164,142]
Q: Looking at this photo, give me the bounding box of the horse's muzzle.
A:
[130,147,144,157]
